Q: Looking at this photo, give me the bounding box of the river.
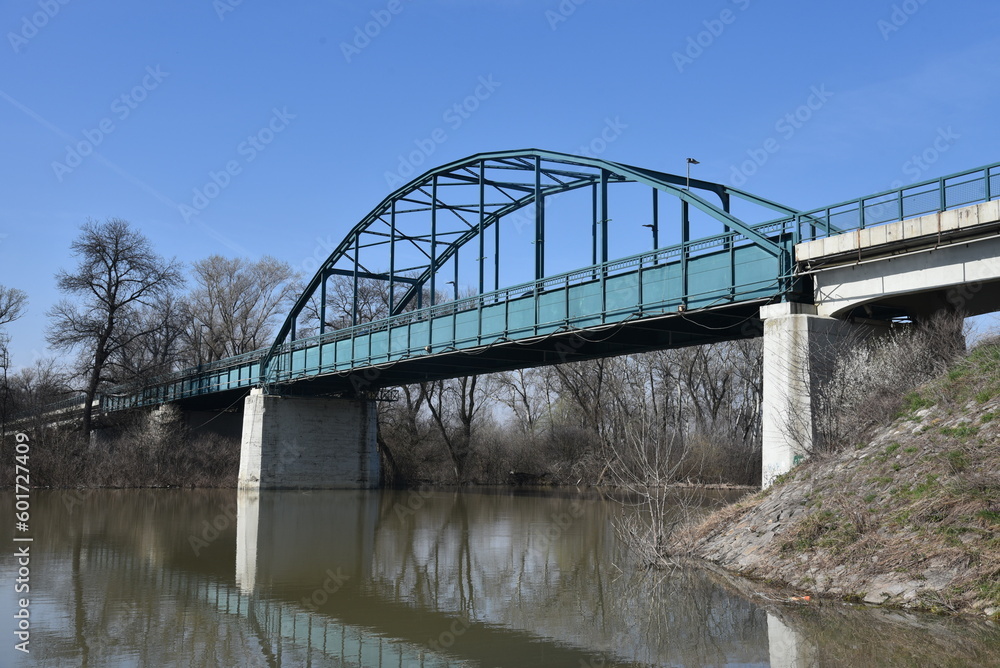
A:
[1,488,999,666]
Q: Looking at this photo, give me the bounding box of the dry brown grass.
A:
[1,409,239,489]
[670,490,762,554]
[683,339,1000,616]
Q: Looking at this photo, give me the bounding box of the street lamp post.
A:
[685,157,699,190]
[681,158,699,312]
[642,223,656,248]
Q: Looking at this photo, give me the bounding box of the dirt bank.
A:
[679,341,1000,617]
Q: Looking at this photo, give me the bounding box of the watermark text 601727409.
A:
[12,432,32,654]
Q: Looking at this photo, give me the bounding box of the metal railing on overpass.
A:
[778,162,1000,242]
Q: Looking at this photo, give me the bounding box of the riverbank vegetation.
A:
[377,339,763,487]
[673,332,1000,617]
[2,218,768,489]
[5,407,239,488]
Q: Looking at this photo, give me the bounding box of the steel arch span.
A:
[259,149,801,384]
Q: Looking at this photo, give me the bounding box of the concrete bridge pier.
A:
[238,389,380,490]
[760,302,883,488]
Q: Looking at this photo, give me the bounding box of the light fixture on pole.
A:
[685,158,699,190]
[642,223,655,248]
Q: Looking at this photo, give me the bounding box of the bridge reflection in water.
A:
[5,489,1000,667]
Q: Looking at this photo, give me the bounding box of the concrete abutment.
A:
[238,389,380,490]
[760,302,885,488]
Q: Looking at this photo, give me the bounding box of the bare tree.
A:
[421,374,495,481]
[4,357,70,420]
[811,313,965,454]
[106,292,188,381]
[608,410,698,568]
[46,219,183,434]
[300,273,435,335]
[185,255,300,362]
[0,285,28,426]
[496,368,548,436]
[552,358,610,440]
[377,383,432,484]
[0,286,27,328]
[320,275,393,329]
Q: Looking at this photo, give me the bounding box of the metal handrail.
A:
[272,225,775,363]
[761,161,1000,242]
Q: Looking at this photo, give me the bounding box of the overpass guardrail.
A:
[774,162,1000,243]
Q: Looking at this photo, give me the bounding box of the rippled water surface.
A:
[2,488,999,667]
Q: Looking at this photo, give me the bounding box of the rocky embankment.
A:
[680,341,1000,617]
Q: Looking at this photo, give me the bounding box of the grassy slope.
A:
[681,341,1000,617]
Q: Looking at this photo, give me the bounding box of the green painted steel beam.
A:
[258,148,801,382]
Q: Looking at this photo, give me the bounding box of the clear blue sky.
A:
[2,0,999,367]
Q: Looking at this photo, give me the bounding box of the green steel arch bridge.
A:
[94,149,1000,414]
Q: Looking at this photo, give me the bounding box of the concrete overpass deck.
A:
[795,200,1000,319]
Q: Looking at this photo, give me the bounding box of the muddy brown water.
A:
[1,487,999,666]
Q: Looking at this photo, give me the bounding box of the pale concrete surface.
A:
[767,613,816,668]
[239,389,379,490]
[760,303,874,488]
[796,200,1000,262]
[811,236,1000,317]
[795,200,1000,318]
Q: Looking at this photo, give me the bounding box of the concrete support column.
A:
[760,303,869,488]
[239,389,380,490]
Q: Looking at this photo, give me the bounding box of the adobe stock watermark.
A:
[528,500,585,559]
[51,66,170,182]
[427,614,472,655]
[888,126,959,188]
[946,278,982,314]
[862,127,960,224]
[7,0,72,54]
[673,0,751,73]
[189,440,304,556]
[340,0,413,63]
[545,0,587,31]
[302,567,350,611]
[576,117,628,160]
[213,0,245,21]
[298,234,339,276]
[383,75,501,188]
[877,0,930,41]
[508,117,628,236]
[179,106,296,223]
[728,84,833,187]
[188,501,237,556]
[392,484,434,521]
[62,486,97,514]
